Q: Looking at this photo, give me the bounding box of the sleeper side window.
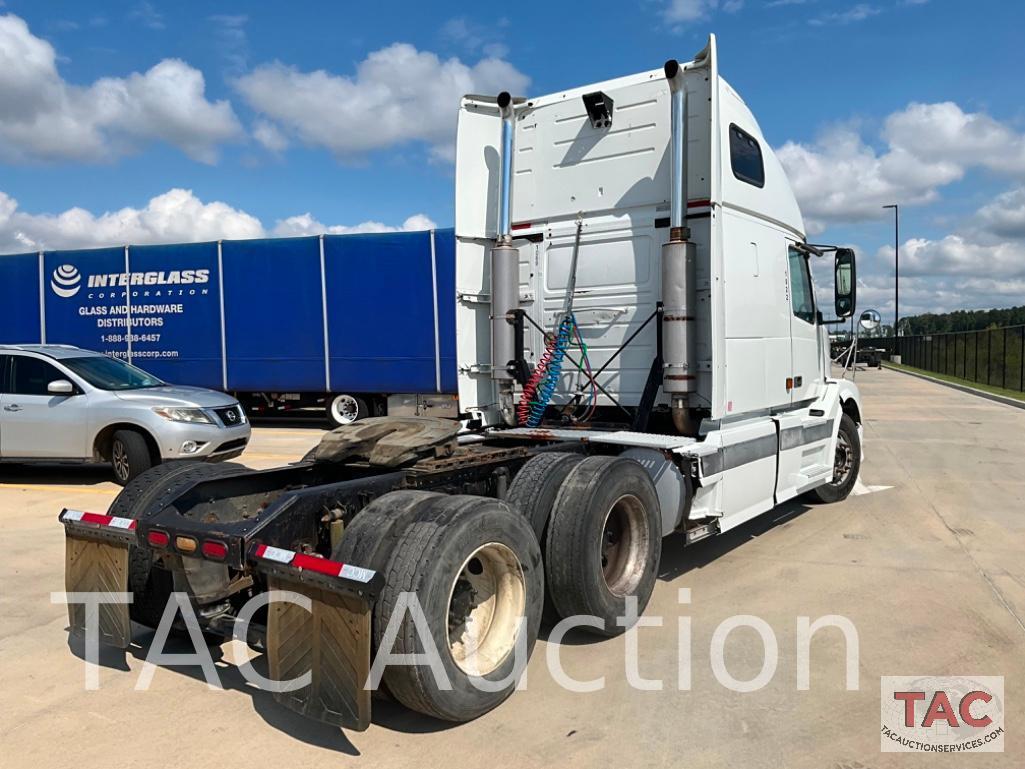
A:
[787,247,816,325]
[729,124,765,188]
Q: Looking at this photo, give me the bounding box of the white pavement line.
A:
[851,479,893,496]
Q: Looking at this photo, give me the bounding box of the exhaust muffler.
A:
[662,60,698,435]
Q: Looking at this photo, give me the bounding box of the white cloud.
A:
[809,3,880,25]
[252,119,288,152]
[976,187,1025,239]
[884,102,1025,176]
[777,127,960,232]
[129,1,164,30]
[777,102,1025,231]
[880,235,1025,279]
[664,0,742,22]
[0,188,436,252]
[0,13,241,163]
[272,212,436,238]
[0,189,263,251]
[235,42,529,161]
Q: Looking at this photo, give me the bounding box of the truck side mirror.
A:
[834,248,856,318]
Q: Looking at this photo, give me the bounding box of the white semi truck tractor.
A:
[57,35,862,730]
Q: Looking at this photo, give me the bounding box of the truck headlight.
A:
[152,406,213,424]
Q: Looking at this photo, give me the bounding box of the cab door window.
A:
[10,356,64,395]
[787,247,816,325]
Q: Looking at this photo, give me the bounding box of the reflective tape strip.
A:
[252,544,376,583]
[291,552,345,577]
[256,544,295,564]
[61,509,137,530]
[340,564,376,584]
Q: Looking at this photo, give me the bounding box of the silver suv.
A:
[0,345,250,484]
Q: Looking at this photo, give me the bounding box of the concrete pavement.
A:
[1,370,1022,768]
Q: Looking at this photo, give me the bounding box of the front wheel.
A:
[110,429,153,486]
[808,413,861,503]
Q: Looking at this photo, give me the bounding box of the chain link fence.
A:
[875,326,1025,392]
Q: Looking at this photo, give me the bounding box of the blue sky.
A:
[1,0,1023,319]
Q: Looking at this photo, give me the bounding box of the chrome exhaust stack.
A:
[661,60,698,435]
[491,92,519,424]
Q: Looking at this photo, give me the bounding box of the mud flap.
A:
[59,510,135,649]
[266,576,373,730]
[250,544,382,731]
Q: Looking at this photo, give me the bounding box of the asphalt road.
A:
[1,367,1022,768]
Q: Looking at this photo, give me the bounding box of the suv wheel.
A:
[111,429,153,485]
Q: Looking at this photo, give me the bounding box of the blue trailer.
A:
[0,229,457,425]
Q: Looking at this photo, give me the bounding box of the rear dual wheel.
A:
[506,453,662,636]
[335,492,543,722]
[544,456,662,635]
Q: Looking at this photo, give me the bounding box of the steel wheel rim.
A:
[832,431,854,486]
[330,395,359,425]
[112,440,129,480]
[600,494,650,596]
[446,542,526,676]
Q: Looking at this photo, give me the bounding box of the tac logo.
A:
[51,264,82,298]
[881,675,1004,753]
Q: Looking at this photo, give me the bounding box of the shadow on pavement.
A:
[67,624,459,754]
[0,462,114,486]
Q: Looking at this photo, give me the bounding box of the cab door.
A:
[785,244,821,404]
[0,355,90,458]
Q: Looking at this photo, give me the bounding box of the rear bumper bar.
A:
[58,508,380,730]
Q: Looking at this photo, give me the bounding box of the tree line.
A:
[901,305,1025,335]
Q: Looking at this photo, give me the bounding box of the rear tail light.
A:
[175,536,198,553]
[148,530,170,548]
[202,540,228,560]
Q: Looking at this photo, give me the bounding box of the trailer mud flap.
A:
[251,545,383,731]
[59,509,136,649]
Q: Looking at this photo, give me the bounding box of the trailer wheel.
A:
[327,394,368,427]
[545,456,661,636]
[110,429,152,485]
[108,460,246,628]
[808,414,861,503]
[375,496,543,722]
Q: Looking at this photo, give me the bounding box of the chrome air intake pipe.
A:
[662,60,698,435]
[491,92,519,426]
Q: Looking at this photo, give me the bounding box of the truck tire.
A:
[111,429,153,486]
[375,495,543,722]
[506,452,584,622]
[331,490,442,575]
[807,414,861,504]
[544,456,661,636]
[506,452,584,540]
[327,394,369,427]
[108,460,247,628]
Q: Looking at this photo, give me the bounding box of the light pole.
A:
[883,204,899,339]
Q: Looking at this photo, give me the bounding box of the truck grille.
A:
[214,405,245,427]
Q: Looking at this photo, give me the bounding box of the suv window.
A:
[787,247,816,325]
[0,355,9,394]
[10,356,65,396]
[729,124,765,188]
